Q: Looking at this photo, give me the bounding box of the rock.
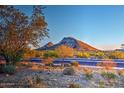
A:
[63,67,75,75]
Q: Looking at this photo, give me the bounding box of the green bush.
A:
[35,75,42,84]
[43,51,58,58]
[69,83,81,88]
[98,80,105,88]
[85,73,93,80]
[2,65,16,74]
[71,61,79,67]
[101,72,116,80]
[63,67,75,75]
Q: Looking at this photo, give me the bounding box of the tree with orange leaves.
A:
[55,45,74,66]
[55,45,74,58]
[0,6,48,65]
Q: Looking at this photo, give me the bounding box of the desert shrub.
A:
[12,55,23,65]
[18,76,43,88]
[101,72,116,80]
[118,69,124,76]
[27,63,34,67]
[63,67,75,75]
[82,67,93,80]
[107,52,124,59]
[2,65,16,74]
[17,76,34,88]
[43,57,54,66]
[63,63,71,67]
[69,83,81,88]
[98,80,105,88]
[76,52,90,58]
[35,75,42,84]
[95,52,106,59]
[71,61,79,67]
[45,63,54,67]
[16,62,30,67]
[85,73,93,80]
[76,52,82,58]
[31,65,39,70]
[23,50,42,59]
[96,60,116,70]
[43,51,58,58]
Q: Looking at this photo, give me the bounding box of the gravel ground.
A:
[0,67,124,88]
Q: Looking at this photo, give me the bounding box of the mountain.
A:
[37,37,98,51]
[38,42,54,50]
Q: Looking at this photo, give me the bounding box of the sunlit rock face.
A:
[59,37,79,49]
[37,37,98,51]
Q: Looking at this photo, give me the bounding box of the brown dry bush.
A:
[118,69,124,76]
[97,60,116,71]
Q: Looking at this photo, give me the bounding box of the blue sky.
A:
[15,5,124,50]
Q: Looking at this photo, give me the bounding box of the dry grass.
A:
[118,69,124,76]
[96,60,116,71]
[82,67,93,74]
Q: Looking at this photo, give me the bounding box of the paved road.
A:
[53,58,124,68]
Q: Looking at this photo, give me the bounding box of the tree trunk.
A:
[2,54,12,65]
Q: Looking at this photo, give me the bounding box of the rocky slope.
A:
[37,37,98,51]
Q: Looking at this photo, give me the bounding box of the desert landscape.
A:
[1,5,124,88]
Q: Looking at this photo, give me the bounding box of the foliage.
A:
[43,51,58,58]
[31,65,39,71]
[82,67,93,74]
[107,52,124,59]
[42,57,54,66]
[82,67,93,80]
[55,45,74,58]
[76,51,90,58]
[40,50,124,60]
[101,72,116,80]
[63,63,71,67]
[2,65,16,74]
[17,75,45,88]
[0,5,48,65]
[23,49,43,59]
[69,83,81,88]
[63,67,75,75]
[97,60,116,70]
[98,80,105,88]
[85,73,93,80]
[35,75,42,84]
[71,61,79,67]
[118,69,124,76]
[0,65,4,73]
[45,63,54,67]
[17,62,33,68]
[95,52,106,59]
